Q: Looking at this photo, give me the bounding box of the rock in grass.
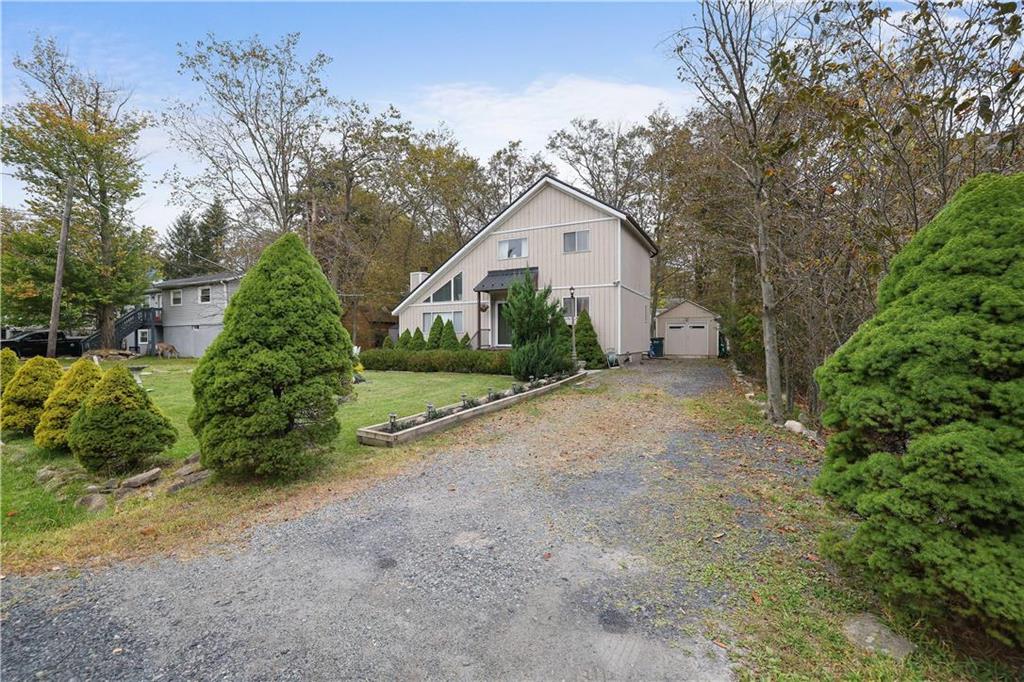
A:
[841,613,915,661]
[167,470,212,495]
[35,467,57,484]
[121,467,162,488]
[74,494,107,513]
[174,461,203,478]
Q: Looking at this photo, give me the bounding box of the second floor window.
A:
[198,287,212,303]
[563,230,590,253]
[170,290,183,306]
[498,237,527,259]
[425,273,463,303]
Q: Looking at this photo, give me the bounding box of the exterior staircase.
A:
[81,307,162,352]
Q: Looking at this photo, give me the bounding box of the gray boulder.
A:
[74,494,107,513]
[167,470,212,495]
[842,613,915,661]
[121,467,162,488]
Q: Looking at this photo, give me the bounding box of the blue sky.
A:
[2,2,700,231]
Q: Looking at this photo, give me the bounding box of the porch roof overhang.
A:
[473,267,538,293]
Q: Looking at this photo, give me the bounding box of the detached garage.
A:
[655,300,720,358]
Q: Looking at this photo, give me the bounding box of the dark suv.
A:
[1,331,84,358]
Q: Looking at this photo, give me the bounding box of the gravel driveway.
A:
[3,360,746,681]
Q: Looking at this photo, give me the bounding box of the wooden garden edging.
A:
[356,372,584,447]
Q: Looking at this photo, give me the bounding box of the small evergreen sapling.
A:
[440,320,460,350]
[397,329,412,349]
[68,364,177,473]
[459,333,472,349]
[0,356,62,434]
[189,233,353,478]
[409,328,427,351]
[427,315,445,349]
[573,309,606,369]
[382,336,395,349]
[34,357,102,450]
[1,347,20,395]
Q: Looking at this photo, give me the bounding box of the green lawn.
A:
[1,360,513,559]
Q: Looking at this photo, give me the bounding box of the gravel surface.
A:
[2,360,751,681]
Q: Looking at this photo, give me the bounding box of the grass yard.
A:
[1,359,513,572]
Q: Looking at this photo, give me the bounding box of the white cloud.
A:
[403,74,699,162]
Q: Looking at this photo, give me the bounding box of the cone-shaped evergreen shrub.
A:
[0,356,62,434]
[34,357,102,450]
[440,320,460,350]
[505,273,573,380]
[427,315,445,349]
[1,348,20,395]
[459,333,472,349]
[68,364,177,473]
[397,329,412,349]
[573,309,606,369]
[382,336,395,349]
[189,234,353,478]
[815,173,1024,644]
[409,328,426,351]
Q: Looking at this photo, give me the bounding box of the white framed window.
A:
[562,296,590,317]
[422,311,464,334]
[426,273,463,303]
[138,329,150,344]
[498,237,527,259]
[563,230,590,253]
[170,290,183,306]
[198,286,212,304]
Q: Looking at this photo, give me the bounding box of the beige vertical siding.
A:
[397,182,654,353]
[655,300,720,357]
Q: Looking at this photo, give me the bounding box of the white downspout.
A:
[616,220,622,355]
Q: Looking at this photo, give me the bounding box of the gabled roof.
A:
[656,299,720,318]
[392,174,657,315]
[149,271,242,290]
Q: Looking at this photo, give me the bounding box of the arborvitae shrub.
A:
[409,328,427,351]
[459,333,472,349]
[427,316,445,349]
[0,356,62,434]
[397,329,412,349]
[34,357,102,450]
[189,234,353,478]
[440,320,460,350]
[504,274,573,379]
[1,348,20,395]
[68,364,177,473]
[382,336,395,349]
[573,309,606,369]
[815,173,1024,645]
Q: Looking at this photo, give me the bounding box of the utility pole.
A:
[47,173,76,358]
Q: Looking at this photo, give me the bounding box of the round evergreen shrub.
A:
[0,356,63,434]
[510,335,574,381]
[814,173,1024,644]
[1,347,20,395]
[409,328,427,351]
[34,357,102,450]
[440,320,460,350]
[68,364,177,473]
[189,233,354,478]
[573,309,606,369]
[427,315,445,349]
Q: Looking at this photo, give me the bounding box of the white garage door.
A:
[665,321,710,356]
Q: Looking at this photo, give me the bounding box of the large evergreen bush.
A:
[505,274,573,380]
[440,320,460,350]
[573,309,606,369]
[189,233,354,478]
[1,347,20,395]
[509,336,573,381]
[396,329,412,349]
[815,173,1024,644]
[427,316,445,349]
[34,357,102,450]
[409,328,427,351]
[68,364,177,473]
[0,356,62,434]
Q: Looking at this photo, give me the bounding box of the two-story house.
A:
[132,272,242,357]
[391,175,658,361]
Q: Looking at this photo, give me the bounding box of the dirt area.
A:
[1,360,821,680]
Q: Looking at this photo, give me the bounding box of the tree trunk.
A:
[98,304,117,350]
[47,175,76,358]
[754,209,785,423]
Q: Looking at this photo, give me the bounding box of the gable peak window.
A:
[498,237,528,259]
[563,230,590,254]
[427,272,463,303]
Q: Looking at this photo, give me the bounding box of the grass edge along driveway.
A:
[1,362,513,573]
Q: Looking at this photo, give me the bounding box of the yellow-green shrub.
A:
[0,356,62,434]
[1,347,20,395]
[34,357,102,450]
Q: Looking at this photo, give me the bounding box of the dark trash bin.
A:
[650,337,664,358]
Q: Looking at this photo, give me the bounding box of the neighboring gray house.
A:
[130,272,242,357]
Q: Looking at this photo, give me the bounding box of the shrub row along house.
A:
[391,175,660,362]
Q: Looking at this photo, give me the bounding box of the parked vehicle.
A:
[0,330,84,358]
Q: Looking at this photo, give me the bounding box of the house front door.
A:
[495,301,512,346]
